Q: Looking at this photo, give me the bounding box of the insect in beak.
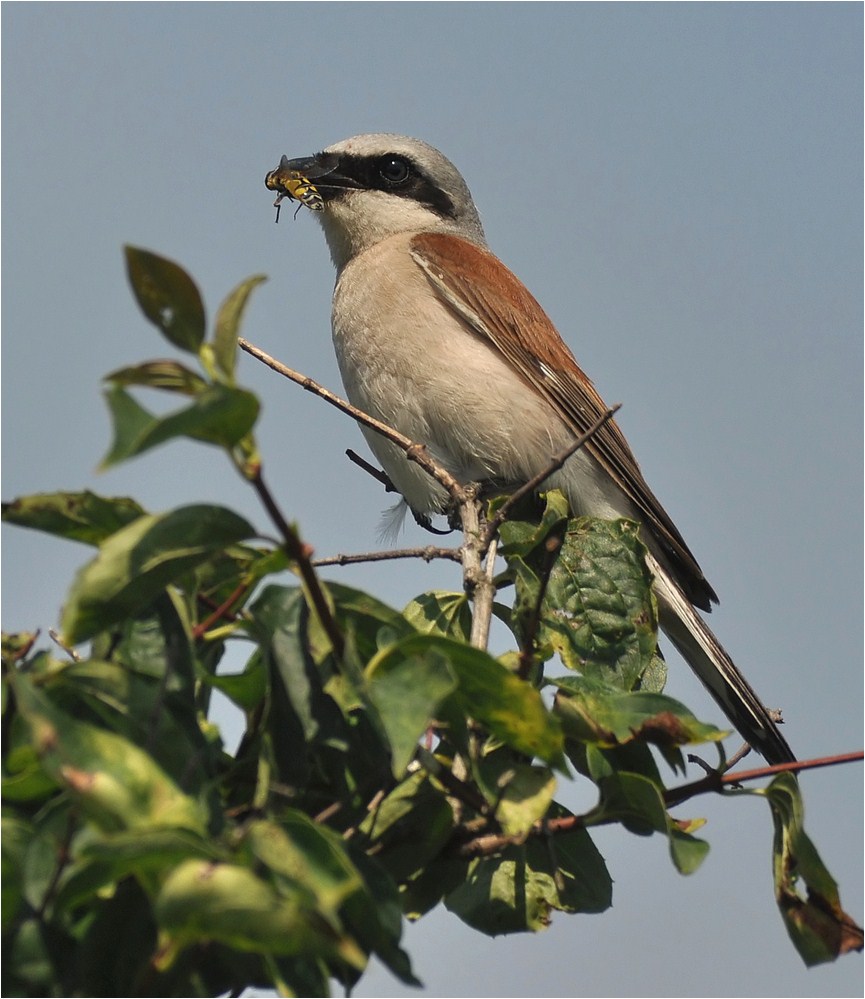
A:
[265,165,325,222]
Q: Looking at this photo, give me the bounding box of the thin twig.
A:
[345,448,395,491]
[48,629,81,662]
[248,465,345,659]
[192,582,248,639]
[313,546,461,567]
[665,749,865,807]
[346,448,452,535]
[482,403,622,547]
[239,337,466,504]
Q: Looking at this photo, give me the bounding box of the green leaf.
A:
[53,827,223,916]
[12,672,206,833]
[201,656,266,712]
[97,384,155,467]
[212,274,267,380]
[400,635,564,767]
[1,816,30,931]
[2,743,59,802]
[105,359,209,395]
[497,490,570,662]
[364,631,563,767]
[445,814,611,934]
[153,859,361,968]
[366,641,458,776]
[553,676,727,757]
[249,586,332,744]
[403,591,472,642]
[2,491,147,546]
[358,771,454,882]
[401,856,469,921]
[543,518,658,689]
[245,814,363,916]
[124,246,206,353]
[586,767,708,874]
[60,504,256,644]
[757,773,864,965]
[496,488,571,559]
[50,604,219,794]
[100,383,260,468]
[318,582,415,666]
[475,752,557,837]
[342,847,421,987]
[3,491,146,545]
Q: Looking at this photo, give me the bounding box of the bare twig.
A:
[239,338,467,504]
[240,337,502,660]
[346,449,452,534]
[48,629,81,662]
[665,749,865,807]
[345,448,395,491]
[313,546,461,567]
[192,582,248,639]
[482,403,622,547]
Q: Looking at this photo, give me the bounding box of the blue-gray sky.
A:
[3,4,862,997]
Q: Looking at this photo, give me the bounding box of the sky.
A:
[2,3,862,997]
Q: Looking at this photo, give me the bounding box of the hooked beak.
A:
[265,155,323,213]
[264,151,349,213]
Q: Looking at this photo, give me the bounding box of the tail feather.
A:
[645,552,796,765]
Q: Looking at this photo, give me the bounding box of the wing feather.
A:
[410,231,717,609]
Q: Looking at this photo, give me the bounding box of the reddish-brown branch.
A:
[452,750,864,859]
[665,749,865,807]
[193,582,248,639]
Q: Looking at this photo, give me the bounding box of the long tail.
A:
[646,552,796,765]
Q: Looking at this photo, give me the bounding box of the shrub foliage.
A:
[3,249,861,996]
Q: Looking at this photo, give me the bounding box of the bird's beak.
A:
[265,154,327,213]
[265,151,349,213]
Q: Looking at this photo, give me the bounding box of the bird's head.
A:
[265,133,487,269]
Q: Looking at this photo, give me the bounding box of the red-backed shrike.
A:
[266,133,795,764]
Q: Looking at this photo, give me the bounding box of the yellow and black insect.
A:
[265,163,324,222]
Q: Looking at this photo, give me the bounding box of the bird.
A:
[265,132,795,765]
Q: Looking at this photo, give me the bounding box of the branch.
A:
[239,337,497,653]
[192,582,248,639]
[239,338,467,505]
[482,403,622,547]
[312,546,461,567]
[345,448,395,492]
[665,749,864,807]
[451,750,864,859]
[48,628,81,662]
[248,465,345,659]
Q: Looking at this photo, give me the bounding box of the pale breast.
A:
[330,232,633,522]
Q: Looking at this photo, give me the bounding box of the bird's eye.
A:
[378,156,411,185]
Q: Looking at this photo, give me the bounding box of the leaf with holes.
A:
[124,246,206,353]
